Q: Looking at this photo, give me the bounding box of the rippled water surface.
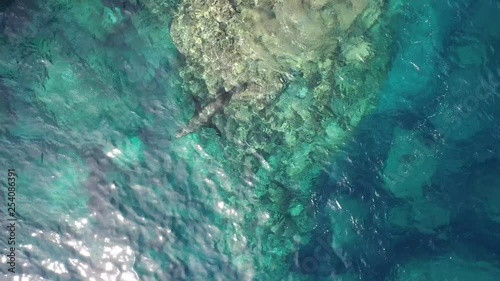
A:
[1,0,500,280]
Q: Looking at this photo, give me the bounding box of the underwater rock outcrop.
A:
[167,0,391,278]
[170,0,382,112]
[169,0,389,171]
[382,128,438,200]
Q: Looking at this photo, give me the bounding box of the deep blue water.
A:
[300,0,500,280]
[1,0,500,280]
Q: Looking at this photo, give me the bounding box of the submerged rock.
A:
[387,198,450,235]
[391,252,500,281]
[470,167,500,224]
[166,0,393,278]
[170,0,383,112]
[382,128,439,200]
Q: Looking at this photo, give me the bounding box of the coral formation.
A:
[170,0,381,112]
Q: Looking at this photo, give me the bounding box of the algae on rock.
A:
[170,0,382,113]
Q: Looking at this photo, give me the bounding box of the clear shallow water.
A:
[1,0,500,280]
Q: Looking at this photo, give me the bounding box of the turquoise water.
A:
[1,0,500,280]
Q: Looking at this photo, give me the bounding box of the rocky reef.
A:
[169,0,389,164]
[166,0,391,278]
[170,0,382,111]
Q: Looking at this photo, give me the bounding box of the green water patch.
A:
[16,149,90,223]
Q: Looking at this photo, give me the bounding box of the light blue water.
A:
[1,0,500,280]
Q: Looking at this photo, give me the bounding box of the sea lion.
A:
[175,83,248,138]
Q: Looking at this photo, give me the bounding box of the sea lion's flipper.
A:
[192,95,202,114]
[207,123,223,137]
